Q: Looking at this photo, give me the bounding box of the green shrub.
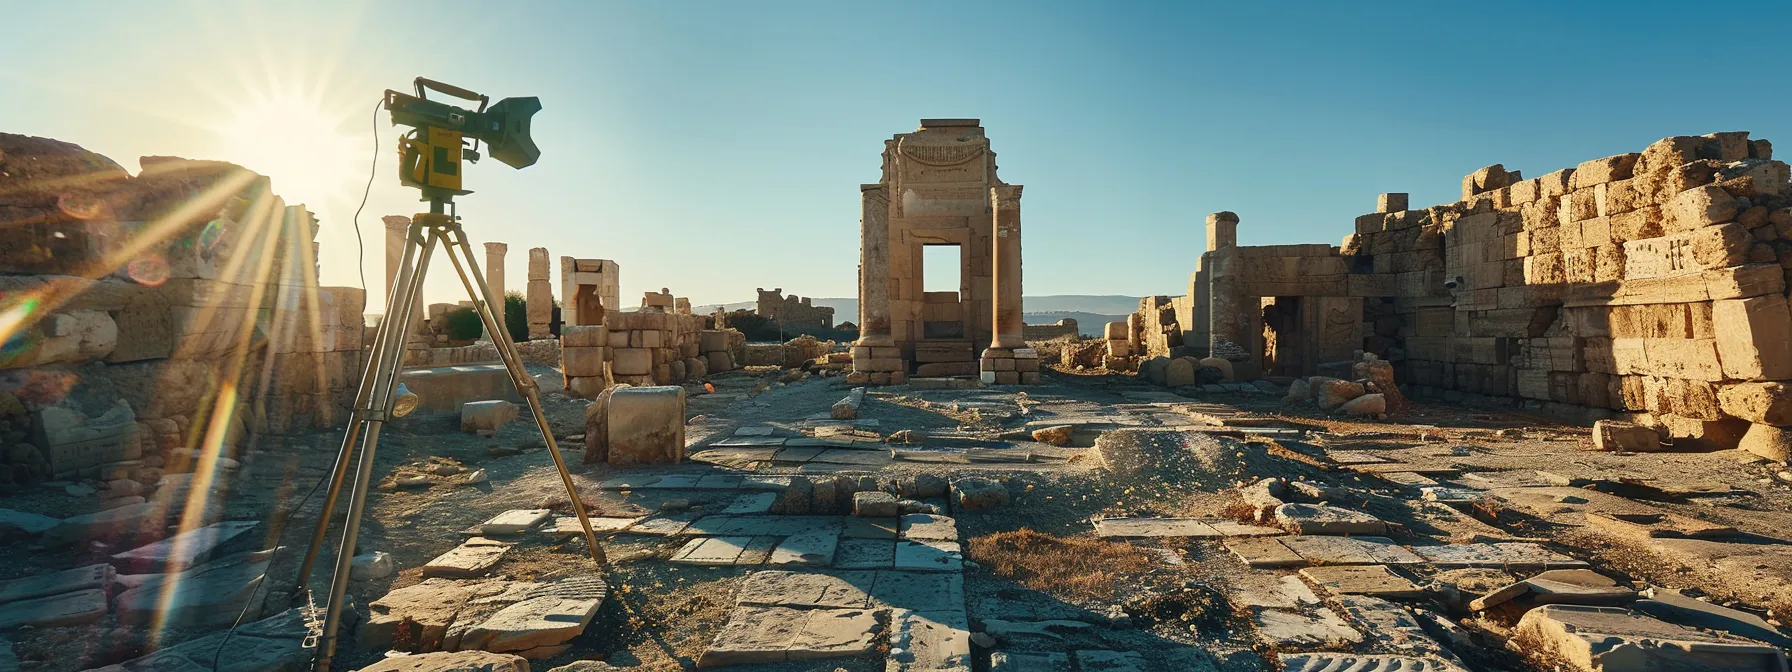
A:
[444,307,483,341]
[504,292,528,342]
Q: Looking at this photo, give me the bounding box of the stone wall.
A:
[755,288,834,331]
[0,133,359,483]
[1021,318,1078,341]
[560,308,743,397]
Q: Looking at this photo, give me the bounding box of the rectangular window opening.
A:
[923,244,961,294]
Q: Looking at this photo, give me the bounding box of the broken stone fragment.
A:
[1273,503,1386,536]
[1469,569,1636,613]
[350,551,393,581]
[1513,604,1785,672]
[951,478,1008,511]
[1339,393,1386,416]
[1030,425,1073,446]
[853,491,898,517]
[1308,377,1365,410]
[460,400,520,434]
[355,650,529,672]
[1738,422,1792,462]
[1592,420,1661,452]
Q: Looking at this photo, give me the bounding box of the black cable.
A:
[212,97,383,669]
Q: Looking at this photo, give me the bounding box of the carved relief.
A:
[1623,234,1703,279]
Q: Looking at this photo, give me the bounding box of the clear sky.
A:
[6,1,1789,311]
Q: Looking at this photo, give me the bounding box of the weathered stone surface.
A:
[1717,382,1792,425]
[671,536,753,565]
[1284,378,1311,404]
[480,509,552,536]
[1469,569,1636,612]
[0,588,106,629]
[1514,604,1786,672]
[43,501,163,545]
[1274,503,1387,536]
[1413,543,1588,569]
[1339,393,1386,416]
[1073,650,1145,672]
[886,608,971,672]
[951,478,1008,511]
[990,651,1070,672]
[351,550,394,581]
[1280,536,1424,566]
[1585,511,1735,541]
[1163,358,1196,387]
[1281,654,1468,672]
[894,540,962,572]
[362,579,476,652]
[1739,422,1792,461]
[357,650,529,672]
[114,549,272,628]
[898,514,957,541]
[1030,425,1073,446]
[461,400,520,433]
[831,387,865,420]
[1592,420,1660,452]
[605,386,686,466]
[833,539,895,569]
[0,508,60,537]
[1311,377,1366,410]
[1635,587,1792,649]
[1251,607,1363,650]
[768,527,840,567]
[788,607,880,660]
[1225,537,1305,568]
[0,564,111,605]
[871,571,963,611]
[423,537,512,578]
[1713,295,1792,381]
[459,595,602,653]
[1300,565,1425,598]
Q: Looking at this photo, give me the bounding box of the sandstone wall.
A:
[755,288,835,331]
[0,133,360,482]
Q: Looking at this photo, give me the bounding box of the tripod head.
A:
[384,77,541,202]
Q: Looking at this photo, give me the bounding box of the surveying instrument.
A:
[294,77,607,671]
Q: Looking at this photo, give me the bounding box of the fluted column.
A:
[990,185,1025,349]
[483,242,507,316]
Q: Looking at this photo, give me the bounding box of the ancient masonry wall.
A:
[756,288,835,330]
[0,134,361,483]
[560,309,745,398]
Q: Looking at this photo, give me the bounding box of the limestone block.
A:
[1376,193,1408,213]
[1739,423,1792,461]
[1641,339,1723,382]
[1657,414,1749,451]
[606,329,629,348]
[1663,185,1739,233]
[1593,420,1660,452]
[685,356,707,379]
[612,348,652,376]
[562,325,608,348]
[1717,382,1792,425]
[1569,153,1640,190]
[605,386,685,466]
[562,346,607,378]
[707,351,735,372]
[1338,393,1386,416]
[1513,605,1785,672]
[459,400,519,434]
[1310,378,1366,410]
[357,652,528,672]
[1196,357,1234,382]
[1713,295,1792,380]
[1163,357,1196,387]
[699,330,729,353]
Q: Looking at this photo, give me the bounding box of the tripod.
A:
[294,200,607,671]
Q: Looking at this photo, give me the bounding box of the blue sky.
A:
[5,1,1789,310]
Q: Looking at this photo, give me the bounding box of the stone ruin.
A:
[754,287,834,331]
[0,133,364,486]
[852,119,1038,385]
[560,256,619,328]
[1131,131,1792,459]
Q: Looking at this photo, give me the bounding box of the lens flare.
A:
[57,192,108,220]
[126,255,171,287]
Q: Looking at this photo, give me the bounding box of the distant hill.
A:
[694,295,1144,327]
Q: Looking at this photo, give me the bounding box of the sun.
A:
[216,88,367,209]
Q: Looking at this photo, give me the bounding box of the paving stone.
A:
[694,474,745,489]
[480,509,552,535]
[459,595,603,653]
[989,651,1070,672]
[1281,653,1468,672]
[114,549,274,628]
[1072,650,1144,672]
[423,537,512,578]
[1325,451,1390,465]
[1419,487,1485,504]
[1225,537,1305,568]
[1275,503,1388,536]
[597,473,704,490]
[1207,520,1291,537]
[0,588,107,629]
[1469,569,1636,612]
[1635,587,1792,649]
[353,650,529,672]
[735,426,777,437]
[691,515,839,537]
[713,437,788,447]
[894,540,962,572]
[0,508,61,537]
[1092,517,1221,538]
[1378,472,1441,488]
[671,536,753,565]
[700,605,806,667]
[983,619,1096,640]
[871,571,964,612]
[542,516,642,536]
[361,579,476,651]
[1334,595,1456,660]
[1230,574,1323,610]
[0,564,112,605]
[834,539,895,569]
[769,527,841,567]
[721,492,779,515]
[152,607,311,670]
[1515,604,1787,672]
[1280,536,1424,566]
[107,519,259,572]
[1300,565,1426,598]
[788,607,881,660]
[623,513,697,536]
[1586,511,1737,540]
[736,536,780,566]
[741,475,793,491]
[1251,607,1364,650]
[899,513,958,541]
[1412,543,1588,569]
[811,449,890,465]
[854,491,900,517]
[842,516,899,539]
[737,571,874,609]
[887,608,971,672]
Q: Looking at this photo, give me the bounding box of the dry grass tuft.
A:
[965,528,1156,600]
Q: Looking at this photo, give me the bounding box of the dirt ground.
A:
[7,356,1792,671]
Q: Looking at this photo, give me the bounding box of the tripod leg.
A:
[311,230,441,672]
[294,221,433,597]
[439,227,608,565]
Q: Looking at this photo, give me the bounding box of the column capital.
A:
[991,184,1023,210]
[484,241,508,253]
[382,215,411,231]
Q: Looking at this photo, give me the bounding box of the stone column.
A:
[483,242,507,316]
[856,184,893,346]
[527,247,552,340]
[1205,212,1245,358]
[989,185,1025,349]
[382,215,425,337]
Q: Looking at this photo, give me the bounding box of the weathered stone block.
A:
[1663,185,1739,233]
[605,386,685,466]
[1717,382,1792,425]
[562,346,607,378]
[1739,422,1792,461]
[612,348,652,376]
[1712,295,1792,380]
